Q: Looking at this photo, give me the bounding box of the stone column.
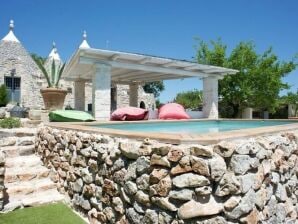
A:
[242,108,253,119]
[129,83,139,107]
[74,80,85,111]
[92,64,111,120]
[203,77,219,119]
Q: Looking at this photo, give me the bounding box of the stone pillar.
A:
[92,64,111,120]
[129,83,139,107]
[74,80,85,111]
[203,77,218,119]
[263,111,269,119]
[242,108,253,119]
[288,104,296,118]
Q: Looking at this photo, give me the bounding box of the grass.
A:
[0,117,21,128]
[0,203,86,224]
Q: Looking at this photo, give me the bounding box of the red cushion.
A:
[158,103,190,120]
[111,107,148,121]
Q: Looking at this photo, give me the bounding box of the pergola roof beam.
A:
[112,70,150,79]
[111,68,129,76]
[161,61,178,68]
[64,48,238,83]
[79,57,210,77]
[138,57,151,64]
[124,74,191,82]
[110,54,121,60]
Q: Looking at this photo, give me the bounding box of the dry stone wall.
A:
[36,126,298,224]
[0,150,5,211]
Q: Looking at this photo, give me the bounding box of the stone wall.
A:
[0,40,44,109]
[0,150,5,211]
[138,86,156,110]
[116,84,156,110]
[36,126,298,223]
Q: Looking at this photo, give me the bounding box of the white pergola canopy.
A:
[63,48,237,83]
[63,34,238,120]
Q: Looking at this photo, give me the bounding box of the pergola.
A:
[63,33,238,120]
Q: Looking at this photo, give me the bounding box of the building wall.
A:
[116,84,156,110]
[138,85,156,110]
[0,41,43,109]
[116,84,130,109]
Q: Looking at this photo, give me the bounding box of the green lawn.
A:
[0,203,86,224]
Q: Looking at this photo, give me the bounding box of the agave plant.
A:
[34,57,65,88]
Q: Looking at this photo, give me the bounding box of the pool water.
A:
[94,120,296,134]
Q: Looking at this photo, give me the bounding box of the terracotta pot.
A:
[40,88,67,111]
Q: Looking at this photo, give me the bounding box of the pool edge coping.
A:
[44,119,298,145]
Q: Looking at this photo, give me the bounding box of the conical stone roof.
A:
[0,20,42,78]
[79,31,90,49]
[0,20,43,109]
[2,20,19,43]
[44,42,63,71]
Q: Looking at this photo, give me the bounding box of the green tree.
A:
[155,99,162,108]
[0,84,8,107]
[143,81,165,97]
[195,39,297,117]
[174,89,203,110]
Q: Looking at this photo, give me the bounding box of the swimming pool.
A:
[93,120,296,134]
[48,119,298,144]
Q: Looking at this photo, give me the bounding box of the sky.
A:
[0,0,297,102]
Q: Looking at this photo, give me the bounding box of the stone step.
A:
[5,166,50,183]
[1,145,35,158]
[4,189,65,210]
[5,177,57,195]
[0,128,36,138]
[5,155,42,168]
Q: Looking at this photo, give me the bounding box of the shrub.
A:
[174,89,203,110]
[0,117,21,128]
[0,85,8,107]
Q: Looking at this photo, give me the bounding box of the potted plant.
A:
[35,59,67,110]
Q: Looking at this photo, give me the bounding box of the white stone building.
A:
[0,21,43,109]
[0,21,155,112]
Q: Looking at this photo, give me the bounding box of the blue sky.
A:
[0,0,297,102]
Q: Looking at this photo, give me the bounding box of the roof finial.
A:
[79,30,90,49]
[9,20,14,30]
[48,41,61,61]
[1,19,19,42]
[83,30,87,40]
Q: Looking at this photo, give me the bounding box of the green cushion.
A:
[49,110,95,122]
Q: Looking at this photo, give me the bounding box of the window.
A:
[5,76,21,90]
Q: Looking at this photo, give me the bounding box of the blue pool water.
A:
[94,120,296,134]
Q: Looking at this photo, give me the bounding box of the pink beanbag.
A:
[158,103,190,120]
[111,107,148,121]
